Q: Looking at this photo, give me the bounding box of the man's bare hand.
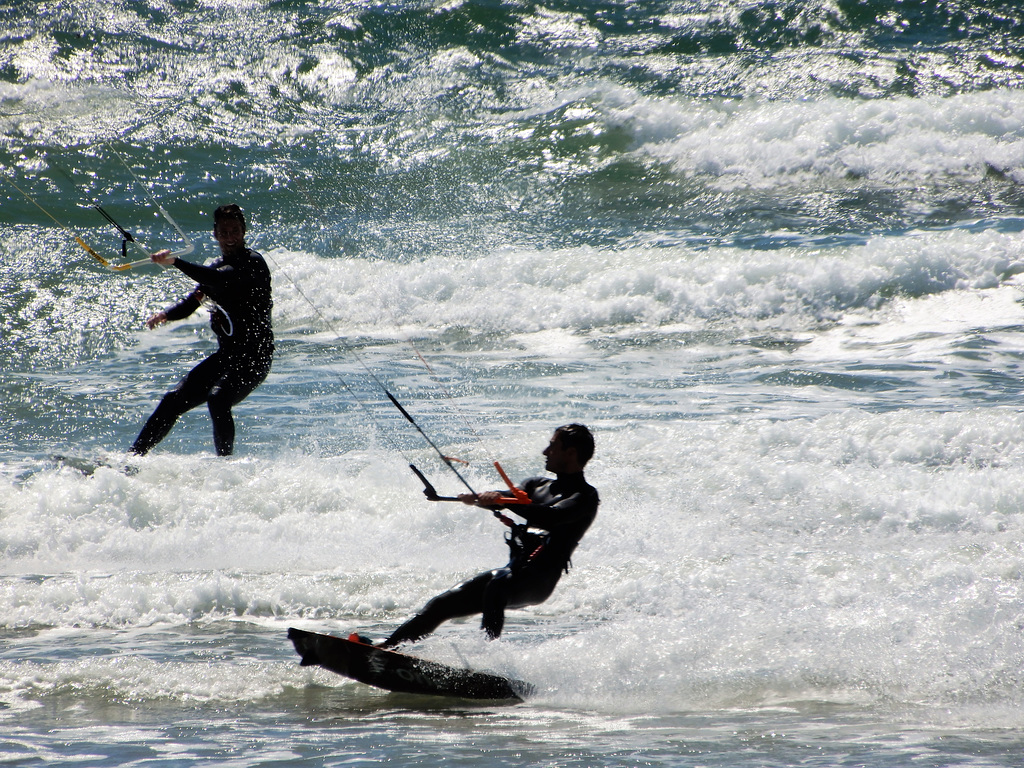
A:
[150,249,176,267]
[457,491,505,507]
[146,311,168,330]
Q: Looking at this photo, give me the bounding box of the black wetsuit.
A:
[382,471,599,647]
[131,248,274,456]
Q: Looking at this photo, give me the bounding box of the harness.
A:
[504,522,572,574]
[505,523,547,565]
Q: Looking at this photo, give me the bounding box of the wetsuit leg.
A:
[208,403,235,457]
[131,354,224,455]
[506,569,561,609]
[381,570,497,648]
[481,567,513,639]
[383,565,565,646]
[206,357,271,457]
[483,566,563,639]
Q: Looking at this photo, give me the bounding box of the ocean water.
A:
[3,1,1024,765]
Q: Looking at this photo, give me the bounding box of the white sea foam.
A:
[264,225,1024,337]
[3,410,1023,721]
[622,88,1024,187]
[4,2,1024,757]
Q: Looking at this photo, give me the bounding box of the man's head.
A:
[213,204,247,254]
[213,204,246,231]
[543,423,594,474]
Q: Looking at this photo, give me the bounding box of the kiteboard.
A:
[50,454,138,477]
[287,627,534,702]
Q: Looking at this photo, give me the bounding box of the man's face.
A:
[543,433,575,474]
[214,218,246,252]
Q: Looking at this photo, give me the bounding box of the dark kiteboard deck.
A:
[50,454,138,477]
[287,627,534,702]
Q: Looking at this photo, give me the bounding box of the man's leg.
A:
[381,570,496,648]
[481,567,513,639]
[487,567,563,638]
[207,358,271,457]
[131,355,222,455]
[207,396,236,457]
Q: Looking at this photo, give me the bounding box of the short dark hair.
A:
[213,204,246,230]
[555,423,594,466]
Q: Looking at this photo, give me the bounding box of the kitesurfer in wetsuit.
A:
[130,204,273,457]
[379,424,599,647]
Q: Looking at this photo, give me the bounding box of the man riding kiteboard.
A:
[376,423,598,648]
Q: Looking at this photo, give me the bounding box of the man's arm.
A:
[459,479,598,531]
[150,248,239,293]
[510,490,597,530]
[147,288,202,329]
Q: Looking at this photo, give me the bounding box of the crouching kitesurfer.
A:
[376,424,599,648]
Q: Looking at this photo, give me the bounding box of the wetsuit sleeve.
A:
[505,477,599,532]
[172,258,234,290]
[172,253,271,297]
[164,289,202,321]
